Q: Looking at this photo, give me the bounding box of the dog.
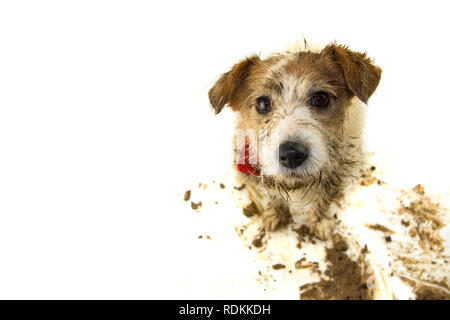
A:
[208,43,381,239]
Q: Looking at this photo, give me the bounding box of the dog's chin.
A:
[280,172,315,185]
[261,165,323,190]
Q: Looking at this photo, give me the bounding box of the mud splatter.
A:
[183,190,191,201]
[191,201,202,210]
[299,236,374,300]
[243,201,259,218]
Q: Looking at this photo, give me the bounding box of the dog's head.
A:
[209,44,381,187]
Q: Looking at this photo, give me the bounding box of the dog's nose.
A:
[279,142,308,169]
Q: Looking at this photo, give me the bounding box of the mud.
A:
[182,168,449,300]
[401,277,450,300]
[366,224,394,234]
[191,201,202,210]
[360,166,378,187]
[294,225,317,246]
[295,258,320,273]
[252,230,265,248]
[415,286,450,300]
[299,236,373,300]
[243,201,259,218]
[393,184,449,298]
[183,190,191,201]
[398,185,444,252]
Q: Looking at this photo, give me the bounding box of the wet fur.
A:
[209,43,381,239]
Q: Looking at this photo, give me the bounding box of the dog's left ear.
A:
[322,44,382,104]
[209,55,260,114]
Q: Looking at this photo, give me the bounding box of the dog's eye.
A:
[310,92,330,109]
[256,96,272,114]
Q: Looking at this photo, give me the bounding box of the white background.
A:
[0,0,449,298]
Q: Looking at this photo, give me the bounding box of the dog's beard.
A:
[260,164,325,190]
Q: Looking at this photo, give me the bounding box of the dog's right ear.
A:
[208,56,260,114]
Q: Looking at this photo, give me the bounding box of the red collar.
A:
[237,141,260,176]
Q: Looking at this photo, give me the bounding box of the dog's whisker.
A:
[300,181,315,202]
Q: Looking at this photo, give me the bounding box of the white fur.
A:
[258,76,328,178]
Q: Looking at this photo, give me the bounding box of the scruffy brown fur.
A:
[209,43,381,239]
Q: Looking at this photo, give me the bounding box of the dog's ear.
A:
[208,56,260,114]
[322,44,381,104]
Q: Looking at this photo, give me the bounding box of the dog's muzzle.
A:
[279,141,308,169]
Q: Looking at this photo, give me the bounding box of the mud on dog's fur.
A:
[209,43,381,239]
